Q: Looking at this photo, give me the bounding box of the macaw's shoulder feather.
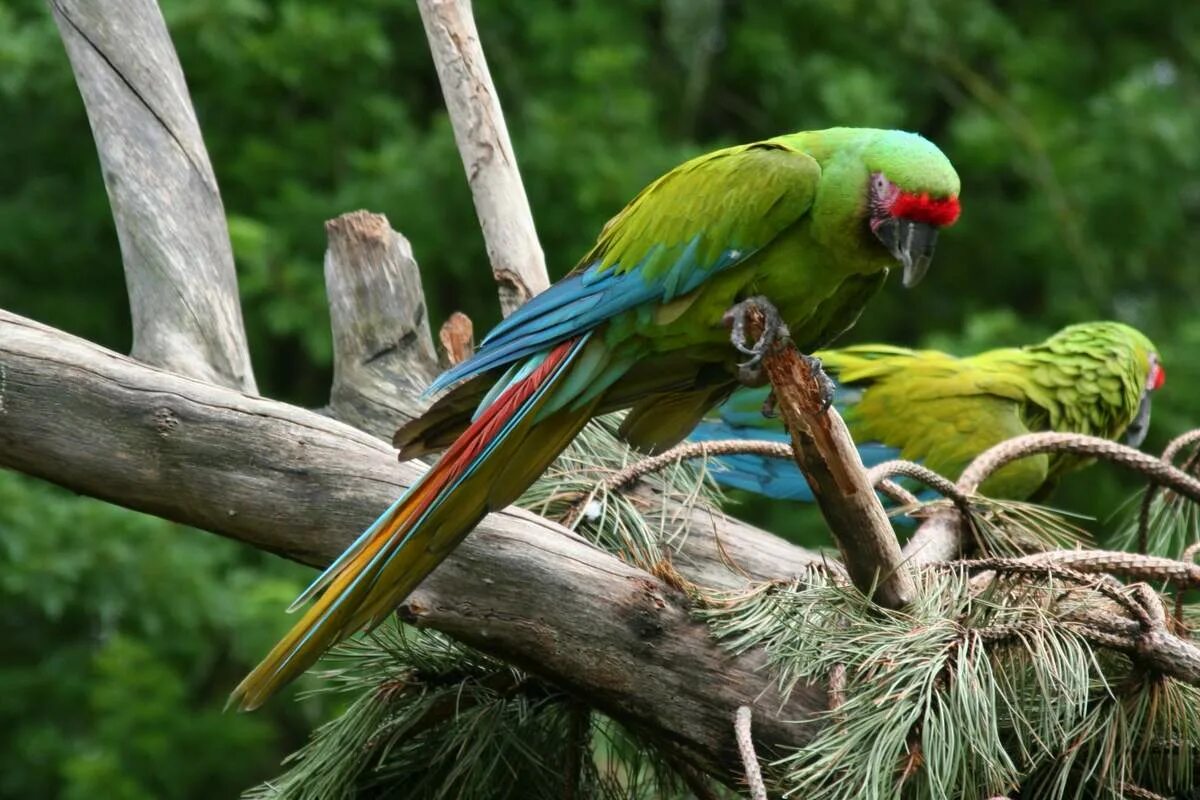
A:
[425,141,822,397]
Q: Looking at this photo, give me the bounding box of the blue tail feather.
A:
[688,419,926,510]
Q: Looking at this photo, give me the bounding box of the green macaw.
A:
[231,127,961,709]
[690,321,1165,501]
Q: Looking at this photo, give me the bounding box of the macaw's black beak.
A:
[1122,392,1152,448]
[873,217,939,288]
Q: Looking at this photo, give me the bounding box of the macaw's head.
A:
[1042,321,1164,448]
[862,131,961,288]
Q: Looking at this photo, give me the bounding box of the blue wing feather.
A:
[688,381,911,504]
[427,242,749,397]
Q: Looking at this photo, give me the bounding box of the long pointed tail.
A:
[230,336,594,710]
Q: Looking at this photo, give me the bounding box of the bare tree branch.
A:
[324,211,439,437]
[48,0,256,392]
[416,0,551,315]
[0,308,828,779]
[734,706,769,800]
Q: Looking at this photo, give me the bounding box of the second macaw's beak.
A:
[873,217,940,288]
[1122,393,1153,448]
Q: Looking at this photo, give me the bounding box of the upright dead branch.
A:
[745,307,915,608]
[438,311,475,366]
[324,211,439,437]
[49,0,256,392]
[417,0,551,315]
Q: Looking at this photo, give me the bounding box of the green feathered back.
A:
[824,321,1159,498]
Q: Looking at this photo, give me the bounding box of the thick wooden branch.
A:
[749,308,916,608]
[324,211,439,437]
[416,0,551,315]
[0,309,827,778]
[49,0,256,393]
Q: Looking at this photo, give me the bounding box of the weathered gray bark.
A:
[324,211,439,437]
[49,0,256,393]
[0,308,828,777]
[416,0,551,315]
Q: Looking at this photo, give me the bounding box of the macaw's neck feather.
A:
[976,326,1149,442]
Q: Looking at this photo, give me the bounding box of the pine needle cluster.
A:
[245,621,720,799]
[702,566,1200,799]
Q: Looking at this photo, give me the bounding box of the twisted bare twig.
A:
[572,438,925,511]
[1175,542,1200,627]
[1015,549,1200,589]
[958,432,1200,500]
[1119,785,1171,800]
[733,706,768,800]
[904,430,1200,564]
[1138,430,1200,553]
[950,557,1200,685]
[865,459,971,510]
[949,558,1152,627]
[604,440,792,497]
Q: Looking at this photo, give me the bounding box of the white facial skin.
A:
[1123,353,1163,448]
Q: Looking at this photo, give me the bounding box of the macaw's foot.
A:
[723,295,790,370]
[802,354,836,414]
[760,389,778,419]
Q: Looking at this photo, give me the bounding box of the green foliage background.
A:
[1,0,1198,794]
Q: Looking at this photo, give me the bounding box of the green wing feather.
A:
[824,346,1047,498]
[399,141,825,458]
[580,140,822,289]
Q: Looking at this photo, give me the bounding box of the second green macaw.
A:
[690,321,1165,502]
[231,127,961,709]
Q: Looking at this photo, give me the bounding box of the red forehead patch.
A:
[890,192,961,227]
[1150,362,1166,391]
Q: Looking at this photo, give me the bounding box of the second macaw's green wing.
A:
[870,395,1045,499]
[844,368,1047,500]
